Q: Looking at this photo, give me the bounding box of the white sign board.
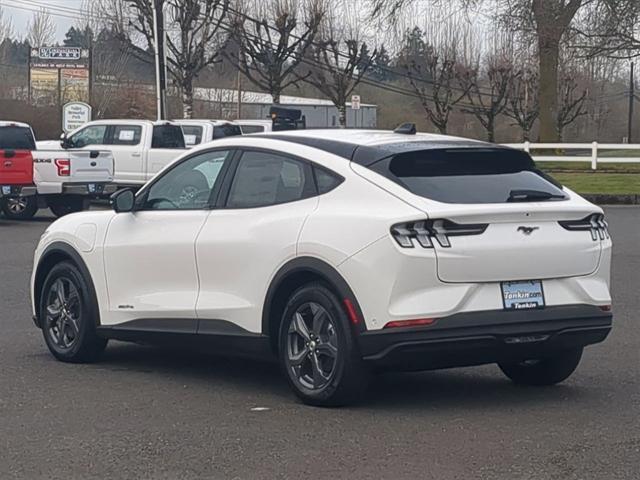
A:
[63,102,92,133]
[351,95,361,110]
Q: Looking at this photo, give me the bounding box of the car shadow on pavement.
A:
[364,369,588,411]
[90,342,590,410]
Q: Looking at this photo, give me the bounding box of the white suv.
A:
[30,128,613,406]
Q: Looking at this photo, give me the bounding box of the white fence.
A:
[502,142,640,170]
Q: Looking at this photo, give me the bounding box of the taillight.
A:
[384,318,437,329]
[54,158,70,176]
[559,213,609,240]
[391,219,488,248]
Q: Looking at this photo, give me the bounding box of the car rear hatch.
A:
[367,146,606,283]
[0,150,34,186]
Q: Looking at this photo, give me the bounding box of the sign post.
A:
[62,102,92,133]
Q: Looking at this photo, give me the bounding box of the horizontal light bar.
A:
[384,318,437,329]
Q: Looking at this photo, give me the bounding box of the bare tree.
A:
[370,0,629,142]
[399,17,474,134]
[27,8,56,47]
[556,73,588,140]
[227,0,325,104]
[0,4,14,41]
[127,0,230,118]
[459,55,516,142]
[505,68,539,141]
[300,7,377,127]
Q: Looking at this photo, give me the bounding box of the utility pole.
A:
[152,0,168,120]
[236,70,242,119]
[628,61,634,143]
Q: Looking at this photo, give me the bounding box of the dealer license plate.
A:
[501,281,545,310]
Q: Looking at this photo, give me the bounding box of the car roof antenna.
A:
[394,123,417,135]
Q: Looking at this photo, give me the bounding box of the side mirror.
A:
[60,132,71,149]
[110,188,135,213]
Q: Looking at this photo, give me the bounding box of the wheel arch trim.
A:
[33,241,98,328]
[261,256,366,341]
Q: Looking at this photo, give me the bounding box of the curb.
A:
[582,194,640,205]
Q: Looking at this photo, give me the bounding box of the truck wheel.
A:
[49,196,85,218]
[498,348,583,386]
[1,196,38,220]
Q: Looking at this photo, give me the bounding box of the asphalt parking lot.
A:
[0,206,638,480]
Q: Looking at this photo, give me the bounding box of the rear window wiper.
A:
[508,189,566,202]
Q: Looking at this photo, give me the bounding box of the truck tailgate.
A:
[0,150,34,186]
[34,150,114,194]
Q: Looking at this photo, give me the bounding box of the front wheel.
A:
[1,196,38,220]
[498,348,583,386]
[40,261,107,363]
[48,196,85,217]
[279,283,369,407]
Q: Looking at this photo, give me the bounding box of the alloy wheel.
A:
[6,197,27,214]
[45,277,82,350]
[286,302,339,391]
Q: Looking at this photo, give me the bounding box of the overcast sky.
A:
[1,0,83,42]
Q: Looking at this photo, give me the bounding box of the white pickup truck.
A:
[37,119,186,188]
[173,120,242,147]
[0,121,114,219]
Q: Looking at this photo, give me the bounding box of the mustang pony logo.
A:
[517,226,539,235]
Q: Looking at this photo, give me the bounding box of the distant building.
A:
[194,87,377,128]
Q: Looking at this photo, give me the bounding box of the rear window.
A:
[369,148,567,204]
[152,125,185,149]
[0,126,36,150]
[212,124,242,139]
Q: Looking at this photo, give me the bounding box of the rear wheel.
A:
[49,196,85,217]
[279,283,369,406]
[40,261,107,363]
[498,348,583,386]
[1,196,38,220]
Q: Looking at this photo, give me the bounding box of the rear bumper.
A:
[60,183,117,196]
[0,185,36,197]
[358,304,612,370]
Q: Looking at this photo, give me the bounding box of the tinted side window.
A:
[212,124,242,139]
[181,126,203,146]
[142,150,230,210]
[240,125,265,134]
[152,125,185,149]
[226,151,313,208]
[109,125,142,146]
[313,167,342,194]
[69,125,107,148]
[0,127,36,150]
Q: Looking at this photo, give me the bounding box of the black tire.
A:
[49,196,85,218]
[1,196,38,220]
[498,348,583,386]
[278,282,369,407]
[40,261,107,363]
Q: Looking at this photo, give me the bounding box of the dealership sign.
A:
[29,46,91,105]
[36,47,82,60]
[63,102,92,133]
